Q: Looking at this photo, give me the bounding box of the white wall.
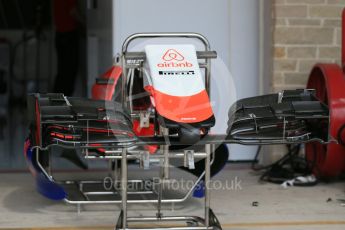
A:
[229,0,260,99]
[113,0,231,62]
[228,0,261,160]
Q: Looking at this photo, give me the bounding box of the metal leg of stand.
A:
[161,127,170,179]
[156,127,169,219]
[157,144,168,219]
[205,144,211,227]
[48,149,52,178]
[121,148,128,229]
[163,144,169,179]
[156,161,163,219]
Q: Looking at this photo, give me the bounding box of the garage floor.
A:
[0,165,344,230]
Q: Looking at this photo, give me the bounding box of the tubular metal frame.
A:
[32,33,221,230]
[35,148,214,206]
[35,142,219,229]
[116,33,219,230]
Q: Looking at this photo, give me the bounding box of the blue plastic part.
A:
[26,146,40,171]
[36,173,67,201]
[193,180,205,198]
[25,142,67,201]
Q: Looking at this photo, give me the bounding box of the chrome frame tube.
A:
[35,142,216,206]
[84,152,208,160]
[33,32,220,230]
[121,32,212,109]
[63,169,206,205]
[121,148,128,228]
[204,144,211,227]
[122,33,211,54]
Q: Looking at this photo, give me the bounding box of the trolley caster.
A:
[186,220,199,227]
[209,209,223,230]
[115,211,124,230]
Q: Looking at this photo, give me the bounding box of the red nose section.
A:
[92,66,122,101]
[146,86,214,124]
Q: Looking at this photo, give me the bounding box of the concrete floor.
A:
[0,165,344,230]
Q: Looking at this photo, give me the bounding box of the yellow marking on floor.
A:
[2,221,345,230]
[222,220,345,228]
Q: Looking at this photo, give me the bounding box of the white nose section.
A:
[144,44,214,123]
[145,44,205,97]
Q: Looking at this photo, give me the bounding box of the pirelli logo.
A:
[158,71,195,76]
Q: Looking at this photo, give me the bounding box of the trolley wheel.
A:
[305,64,345,178]
[209,208,223,230]
[178,126,201,144]
[186,220,199,227]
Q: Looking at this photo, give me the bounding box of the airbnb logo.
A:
[157,48,193,68]
[162,49,185,61]
[157,49,193,68]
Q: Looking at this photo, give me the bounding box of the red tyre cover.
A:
[305,64,345,178]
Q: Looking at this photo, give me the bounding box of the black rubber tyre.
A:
[178,126,201,144]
